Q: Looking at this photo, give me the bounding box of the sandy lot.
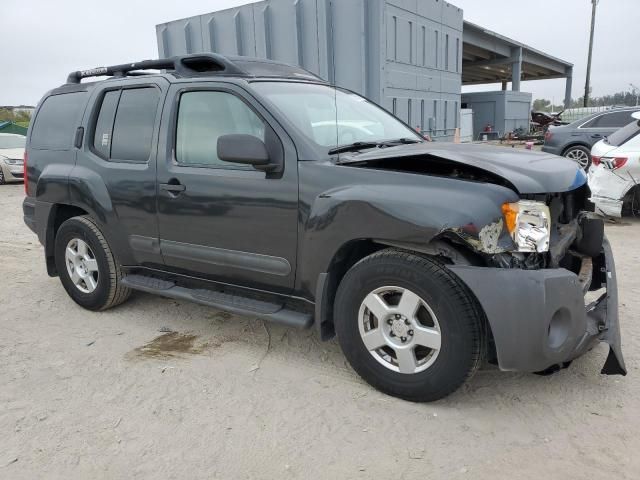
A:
[1,182,638,479]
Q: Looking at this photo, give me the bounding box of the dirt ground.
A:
[1,182,638,479]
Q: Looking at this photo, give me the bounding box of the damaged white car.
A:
[589,112,640,217]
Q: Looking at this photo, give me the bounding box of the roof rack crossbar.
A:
[65,53,248,84]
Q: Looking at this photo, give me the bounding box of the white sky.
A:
[1,0,636,105]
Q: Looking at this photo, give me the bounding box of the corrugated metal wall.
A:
[156,0,463,140]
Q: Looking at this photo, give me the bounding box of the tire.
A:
[0,168,5,185]
[334,249,483,402]
[54,216,131,311]
[563,145,591,170]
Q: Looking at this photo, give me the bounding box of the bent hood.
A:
[338,142,586,194]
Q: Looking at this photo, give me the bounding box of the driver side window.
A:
[175,91,266,168]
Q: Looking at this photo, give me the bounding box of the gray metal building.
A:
[156,0,573,141]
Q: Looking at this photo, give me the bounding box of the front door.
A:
[156,82,299,294]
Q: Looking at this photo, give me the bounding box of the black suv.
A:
[23,54,625,401]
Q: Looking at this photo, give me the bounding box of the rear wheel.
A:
[563,145,591,170]
[54,216,131,311]
[0,168,5,185]
[334,249,483,402]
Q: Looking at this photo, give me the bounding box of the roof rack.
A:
[66,53,248,84]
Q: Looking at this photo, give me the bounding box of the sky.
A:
[1,0,637,106]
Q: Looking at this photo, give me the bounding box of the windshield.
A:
[252,82,422,149]
[606,120,640,147]
[0,135,26,149]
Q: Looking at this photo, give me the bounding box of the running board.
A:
[121,274,312,329]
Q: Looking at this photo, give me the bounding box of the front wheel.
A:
[54,216,131,311]
[334,249,483,402]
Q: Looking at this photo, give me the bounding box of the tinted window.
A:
[583,111,636,128]
[176,91,265,168]
[110,88,159,162]
[606,120,640,147]
[30,92,87,150]
[92,90,120,158]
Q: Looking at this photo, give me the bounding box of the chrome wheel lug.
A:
[395,314,401,319]
[404,319,410,325]
[387,318,393,325]
[401,336,407,342]
[408,330,414,336]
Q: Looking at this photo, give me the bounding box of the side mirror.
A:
[217,134,271,169]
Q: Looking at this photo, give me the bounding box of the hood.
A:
[0,148,25,160]
[338,142,586,194]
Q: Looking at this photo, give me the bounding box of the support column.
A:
[501,81,508,91]
[511,47,522,92]
[564,67,573,109]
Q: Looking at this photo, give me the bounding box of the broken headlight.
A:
[502,200,551,252]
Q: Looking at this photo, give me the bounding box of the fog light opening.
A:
[548,308,571,349]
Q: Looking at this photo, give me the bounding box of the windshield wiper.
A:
[328,141,381,155]
[328,138,422,155]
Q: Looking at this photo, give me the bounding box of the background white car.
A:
[0,133,26,185]
[588,112,640,217]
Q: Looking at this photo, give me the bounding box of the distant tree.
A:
[532,98,551,111]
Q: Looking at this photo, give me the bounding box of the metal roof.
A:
[462,20,573,86]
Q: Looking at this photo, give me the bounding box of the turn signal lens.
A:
[591,156,601,166]
[501,202,519,234]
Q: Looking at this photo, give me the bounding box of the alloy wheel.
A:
[358,286,442,374]
[65,238,99,293]
[565,148,590,169]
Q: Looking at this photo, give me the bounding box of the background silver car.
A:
[0,133,26,184]
[542,107,640,169]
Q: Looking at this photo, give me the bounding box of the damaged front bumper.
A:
[447,237,626,375]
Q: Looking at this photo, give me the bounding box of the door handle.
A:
[590,134,602,139]
[160,180,186,195]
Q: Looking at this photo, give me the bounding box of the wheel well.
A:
[622,184,640,216]
[316,238,486,340]
[44,204,89,276]
[561,143,590,156]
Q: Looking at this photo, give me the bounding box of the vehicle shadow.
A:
[116,290,622,409]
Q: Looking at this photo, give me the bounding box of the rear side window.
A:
[93,90,120,158]
[92,87,160,162]
[30,92,87,150]
[583,111,636,129]
[606,120,640,147]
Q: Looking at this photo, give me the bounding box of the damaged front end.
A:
[444,182,627,376]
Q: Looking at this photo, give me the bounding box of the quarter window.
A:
[31,92,87,150]
[175,91,265,168]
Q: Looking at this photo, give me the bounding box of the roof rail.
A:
[66,53,248,84]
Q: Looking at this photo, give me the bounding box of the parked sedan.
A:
[0,133,26,184]
[588,112,640,217]
[543,107,640,169]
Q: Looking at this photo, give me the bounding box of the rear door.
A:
[71,78,169,268]
[155,81,299,294]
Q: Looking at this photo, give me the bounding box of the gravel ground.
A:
[1,182,638,479]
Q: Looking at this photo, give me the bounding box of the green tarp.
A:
[0,121,28,136]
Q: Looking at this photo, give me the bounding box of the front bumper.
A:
[448,237,626,375]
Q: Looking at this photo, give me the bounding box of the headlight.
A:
[502,200,551,252]
[3,158,23,166]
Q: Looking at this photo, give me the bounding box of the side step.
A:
[121,274,313,329]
